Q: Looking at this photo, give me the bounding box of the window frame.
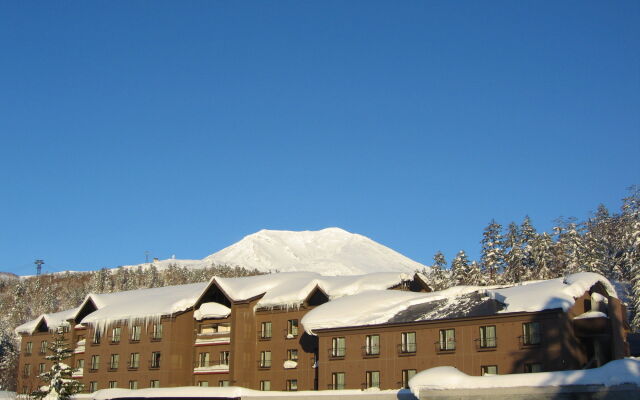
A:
[479,325,497,349]
[364,334,380,356]
[438,328,456,351]
[331,337,346,357]
[331,372,345,390]
[365,370,380,389]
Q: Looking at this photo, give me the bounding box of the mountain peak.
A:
[203,227,425,275]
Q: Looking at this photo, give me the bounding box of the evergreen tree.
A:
[531,233,556,279]
[31,332,83,400]
[429,251,449,290]
[503,222,525,283]
[480,220,505,284]
[0,319,18,390]
[451,250,470,285]
[467,260,482,286]
[520,216,537,279]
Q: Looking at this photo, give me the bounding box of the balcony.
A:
[327,348,346,360]
[193,362,230,374]
[283,359,298,369]
[573,312,611,338]
[475,337,497,351]
[71,368,83,378]
[397,343,416,356]
[195,332,230,346]
[434,340,456,353]
[361,346,380,358]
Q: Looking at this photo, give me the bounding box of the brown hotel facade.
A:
[16,272,629,394]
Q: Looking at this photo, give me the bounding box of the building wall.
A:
[192,316,232,387]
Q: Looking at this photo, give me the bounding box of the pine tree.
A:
[467,260,482,286]
[451,250,470,285]
[503,222,525,283]
[0,319,18,390]
[520,216,537,280]
[480,220,505,284]
[429,251,449,290]
[31,332,83,400]
[531,233,556,279]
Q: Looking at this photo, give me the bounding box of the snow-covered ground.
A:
[0,392,16,400]
[408,358,640,396]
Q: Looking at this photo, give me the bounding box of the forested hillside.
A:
[0,187,638,390]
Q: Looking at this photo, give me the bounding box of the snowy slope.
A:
[116,227,426,276]
[203,228,425,275]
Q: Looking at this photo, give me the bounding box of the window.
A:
[331,372,345,390]
[89,382,98,393]
[366,371,380,389]
[108,381,117,389]
[523,322,541,345]
[38,363,45,374]
[129,353,140,369]
[109,354,119,370]
[92,330,101,344]
[111,327,121,343]
[401,332,416,353]
[149,380,159,388]
[40,341,48,354]
[220,351,230,366]
[481,365,498,375]
[129,381,138,390]
[218,380,230,387]
[365,335,380,356]
[402,369,416,389]
[260,321,272,339]
[287,319,299,337]
[286,379,298,391]
[287,349,298,361]
[130,325,141,341]
[197,381,209,387]
[23,364,31,377]
[439,329,455,351]
[332,337,346,357]
[151,351,161,368]
[524,363,542,373]
[260,381,271,391]
[26,342,33,355]
[260,351,271,368]
[199,323,230,335]
[479,326,496,348]
[198,352,210,367]
[152,324,163,340]
[90,355,100,370]
[76,359,84,370]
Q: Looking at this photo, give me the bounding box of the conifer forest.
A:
[0,187,638,390]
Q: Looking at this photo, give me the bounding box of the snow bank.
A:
[409,359,640,396]
[194,302,231,320]
[0,392,16,400]
[211,271,411,310]
[81,282,208,332]
[87,386,401,399]
[301,273,618,334]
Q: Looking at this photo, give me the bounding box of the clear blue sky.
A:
[1,1,638,275]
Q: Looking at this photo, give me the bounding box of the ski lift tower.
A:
[35,259,44,276]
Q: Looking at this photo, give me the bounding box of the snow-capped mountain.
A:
[203,228,426,275]
[121,228,427,276]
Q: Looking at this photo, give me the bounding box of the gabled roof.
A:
[301,272,618,335]
[15,308,79,335]
[196,271,413,310]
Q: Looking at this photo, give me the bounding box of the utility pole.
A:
[145,251,150,263]
[35,259,44,275]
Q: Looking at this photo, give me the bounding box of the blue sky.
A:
[1,1,638,275]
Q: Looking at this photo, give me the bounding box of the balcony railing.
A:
[257,332,272,341]
[361,345,380,358]
[435,340,456,353]
[257,360,272,369]
[193,362,230,374]
[71,368,83,378]
[127,362,139,371]
[149,360,160,370]
[327,348,346,359]
[397,343,417,355]
[518,335,541,348]
[475,337,497,351]
[195,332,231,346]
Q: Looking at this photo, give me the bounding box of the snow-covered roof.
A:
[301,272,617,334]
[408,359,640,395]
[205,271,412,309]
[194,302,231,321]
[15,308,79,335]
[80,282,208,331]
